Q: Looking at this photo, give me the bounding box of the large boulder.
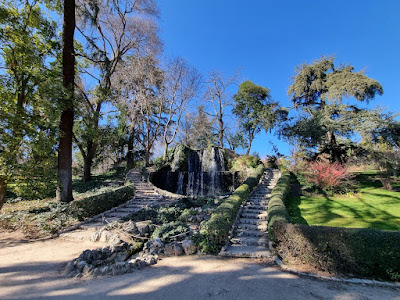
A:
[143,238,164,255]
[182,239,197,255]
[164,242,184,256]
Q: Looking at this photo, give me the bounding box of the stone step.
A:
[124,203,151,208]
[247,201,269,206]
[134,196,160,200]
[231,236,269,246]
[240,213,268,220]
[236,223,268,231]
[103,212,131,218]
[236,229,267,238]
[241,208,265,214]
[239,218,268,225]
[242,204,268,210]
[114,207,142,213]
[220,245,271,258]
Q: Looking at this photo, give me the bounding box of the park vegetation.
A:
[1,2,400,282]
[0,0,285,210]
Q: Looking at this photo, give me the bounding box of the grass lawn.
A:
[286,174,400,231]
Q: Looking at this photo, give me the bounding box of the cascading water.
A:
[176,172,184,194]
[150,146,240,196]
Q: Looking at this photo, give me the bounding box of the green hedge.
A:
[273,221,400,281]
[267,170,291,235]
[71,184,135,220]
[199,164,265,253]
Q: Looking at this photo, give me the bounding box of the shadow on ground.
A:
[0,254,399,300]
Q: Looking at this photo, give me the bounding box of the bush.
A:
[151,221,190,243]
[122,207,158,222]
[178,208,197,222]
[231,155,262,170]
[157,206,183,224]
[273,221,400,281]
[267,170,291,235]
[199,164,264,253]
[71,184,135,220]
[304,161,354,193]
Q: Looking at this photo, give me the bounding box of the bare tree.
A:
[112,55,164,167]
[204,70,238,148]
[162,57,201,160]
[74,0,160,181]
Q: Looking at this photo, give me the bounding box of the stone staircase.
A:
[219,168,280,258]
[78,170,174,231]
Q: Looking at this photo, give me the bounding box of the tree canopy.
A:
[282,56,384,163]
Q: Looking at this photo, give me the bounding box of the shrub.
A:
[71,184,135,220]
[304,161,354,193]
[178,208,197,222]
[273,221,400,281]
[231,155,262,170]
[157,206,183,224]
[151,221,190,243]
[199,164,264,253]
[122,207,158,222]
[267,170,291,235]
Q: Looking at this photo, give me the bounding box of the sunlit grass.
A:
[286,174,400,230]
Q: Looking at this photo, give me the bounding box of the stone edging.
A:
[273,256,400,288]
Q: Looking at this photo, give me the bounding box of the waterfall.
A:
[151,146,237,197]
[176,172,184,194]
[171,147,181,172]
[186,172,194,196]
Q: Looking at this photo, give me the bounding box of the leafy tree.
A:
[283,56,383,163]
[233,81,286,155]
[224,125,248,152]
[0,0,61,207]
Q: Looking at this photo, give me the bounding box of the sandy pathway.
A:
[0,237,399,300]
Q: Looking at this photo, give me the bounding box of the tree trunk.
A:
[127,133,134,168]
[327,131,342,163]
[246,131,254,155]
[83,154,93,182]
[145,147,150,167]
[163,142,169,162]
[0,178,6,211]
[57,0,75,203]
[82,140,98,182]
[218,116,224,148]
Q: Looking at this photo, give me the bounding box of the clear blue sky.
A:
[157,0,400,157]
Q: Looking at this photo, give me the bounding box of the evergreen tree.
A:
[282,56,383,163]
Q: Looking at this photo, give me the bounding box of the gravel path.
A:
[0,238,399,300]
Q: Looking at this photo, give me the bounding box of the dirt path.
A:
[0,237,399,300]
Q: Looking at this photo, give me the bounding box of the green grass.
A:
[286,174,400,231]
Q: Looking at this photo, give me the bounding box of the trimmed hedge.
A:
[71,184,135,220]
[273,221,400,281]
[199,164,265,253]
[267,170,291,234]
[268,171,400,281]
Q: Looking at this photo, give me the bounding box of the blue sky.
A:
[157,0,400,157]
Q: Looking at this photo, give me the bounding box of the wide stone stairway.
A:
[78,170,174,231]
[219,168,280,258]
